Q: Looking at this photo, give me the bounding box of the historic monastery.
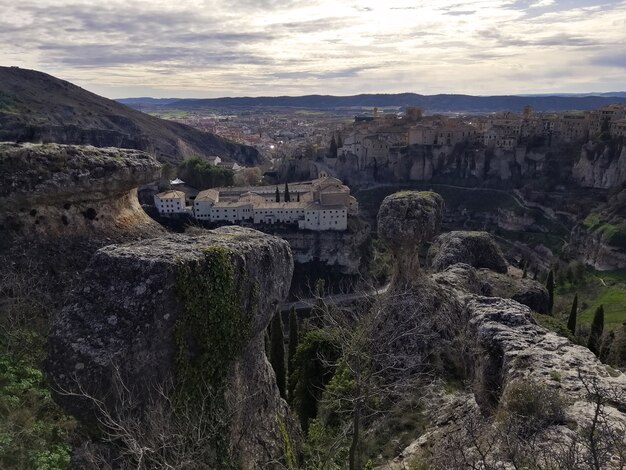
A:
[154,176,358,231]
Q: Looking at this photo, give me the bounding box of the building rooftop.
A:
[196,189,220,202]
[156,190,185,198]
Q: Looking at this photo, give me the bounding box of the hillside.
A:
[119,92,626,113]
[0,67,262,165]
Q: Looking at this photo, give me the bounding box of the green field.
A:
[555,270,626,331]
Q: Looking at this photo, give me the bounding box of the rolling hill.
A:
[118,93,626,113]
[0,67,262,165]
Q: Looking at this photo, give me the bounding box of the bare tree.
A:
[308,282,442,470]
[55,365,245,470]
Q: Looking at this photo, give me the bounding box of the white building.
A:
[185,176,355,231]
[206,156,222,166]
[154,190,187,214]
[299,205,348,231]
[193,189,219,220]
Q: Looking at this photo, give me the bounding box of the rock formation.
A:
[427,230,509,274]
[0,142,163,240]
[374,191,626,469]
[377,191,444,285]
[46,227,297,469]
[573,141,626,189]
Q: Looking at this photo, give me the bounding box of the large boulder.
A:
[46,227,297,469]
[428,231,508,274]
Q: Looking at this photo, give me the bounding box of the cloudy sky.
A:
[1,0,625,98]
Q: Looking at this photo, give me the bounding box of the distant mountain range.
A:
[0,67,262,165]
[118,93,626,113]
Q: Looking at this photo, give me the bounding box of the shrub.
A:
[497,380,565,437]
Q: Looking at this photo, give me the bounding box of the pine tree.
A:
[329,136,338,158]
[270,312,286,398]
[567,293,578,336]
[588,304,605,356]
[284,182,291,202]
[287,306,299,401]
[275,186,280,203]
[546,269,555,315]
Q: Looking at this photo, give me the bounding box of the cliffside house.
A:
[154,190,188,214]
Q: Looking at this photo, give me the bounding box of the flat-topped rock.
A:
[428,230,508,274]
[0,142,162,237]
[377,191,444,284]
[46,226,296,468]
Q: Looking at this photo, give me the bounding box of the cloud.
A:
[591,52,626,69]
[0,0,624,97]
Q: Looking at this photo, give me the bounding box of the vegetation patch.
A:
[496,380,565,437]
[0,352,75,470]
[579,287,626,331]
[174,246,250,468]
[178,156,234,189]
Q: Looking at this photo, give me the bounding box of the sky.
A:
[1,0,625,98]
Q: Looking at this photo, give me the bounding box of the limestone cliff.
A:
[46,227,298,469]
[0,142,163,240]
[330,144,552,188]
[573,141,626,189]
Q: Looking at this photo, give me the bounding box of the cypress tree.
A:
[287,306,299,401]
[522,260,528,279]
[275,186,280,203]
[270,312,286,398]
[337,133,343,148]
[297,192,300,202]
[567,294,578,335]
[546,270,555,315]
[284,182,291,202]
[588,305,605,356]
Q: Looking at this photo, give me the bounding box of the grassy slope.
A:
[555,269,626,331]
[0,67,261,165]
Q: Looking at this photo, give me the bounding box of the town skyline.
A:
[2,0,625,99]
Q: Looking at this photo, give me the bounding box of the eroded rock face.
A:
[428,231,508,274]
[573,141,626,189]
[0,142,163,239]
[468,296,626,410]
[431,263,550,314]
[377,191,444,284]
[373,193,626,468]
[46,227,296,469]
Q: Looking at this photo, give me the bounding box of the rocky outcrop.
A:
[431,263,550,314]
[570,226,626,271]
[378,191,444,285]
[573,141,626,189]
[0,142,163,239]
[374,191,626,468]
[46,227,297,468]
[279,219,370,275]
[427,231,508,274]
[467,296,626,409]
